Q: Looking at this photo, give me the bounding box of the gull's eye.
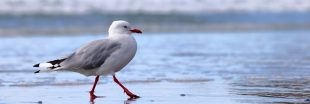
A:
[123,26,128,28]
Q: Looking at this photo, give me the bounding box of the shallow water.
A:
[1,31,310,104]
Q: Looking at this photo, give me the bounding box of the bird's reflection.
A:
[89,96,139,104]
[124,97,138,104]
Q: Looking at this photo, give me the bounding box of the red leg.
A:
[113,75,140,98]
[90,75,100,99]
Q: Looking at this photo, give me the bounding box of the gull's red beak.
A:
[130,28,142,34]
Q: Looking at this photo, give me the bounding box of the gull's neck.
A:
[108,33,132,39]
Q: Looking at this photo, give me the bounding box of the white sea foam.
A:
[0,0,309,14]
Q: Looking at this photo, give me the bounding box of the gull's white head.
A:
[108,20,142,35]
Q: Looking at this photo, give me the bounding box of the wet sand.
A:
[0,77,230,104]
[1,74,309,104]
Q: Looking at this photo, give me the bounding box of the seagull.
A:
[33,20,142,99]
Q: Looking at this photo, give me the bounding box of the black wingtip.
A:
[33,64,39,67]
[34,70,40,73]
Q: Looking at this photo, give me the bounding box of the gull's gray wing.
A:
[61,39,121,70]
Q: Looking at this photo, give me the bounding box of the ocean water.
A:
[0,12,309,35]
[0,31,310,104]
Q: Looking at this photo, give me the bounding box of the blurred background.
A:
[0,0,309,35]
[1,0,310,104]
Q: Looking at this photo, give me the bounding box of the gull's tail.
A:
[33,58,66,73]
